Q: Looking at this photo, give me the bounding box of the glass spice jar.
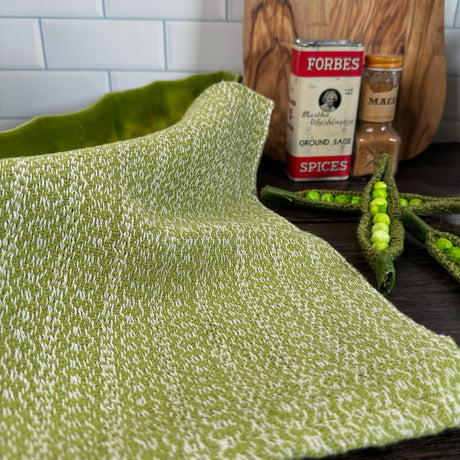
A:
[351,55,403,179]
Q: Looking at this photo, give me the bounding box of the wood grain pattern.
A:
[328,0,446,161]
[395,0,446,160]
[243,0,328,161]
[243,0,446,162]
[328,0,410,55]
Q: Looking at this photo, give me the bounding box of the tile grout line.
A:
[455,0,460,27]
[163,20,168,71]
[38,18,48,69]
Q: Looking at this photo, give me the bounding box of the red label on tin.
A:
[286,152,351,179]
[291,50,363,77]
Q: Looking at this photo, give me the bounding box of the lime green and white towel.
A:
[1,82,459,459]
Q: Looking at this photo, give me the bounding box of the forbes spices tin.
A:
[286,39,364,181]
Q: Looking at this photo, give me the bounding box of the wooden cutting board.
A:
[243,0,446,162]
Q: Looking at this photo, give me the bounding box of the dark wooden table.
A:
[257,143,460,459]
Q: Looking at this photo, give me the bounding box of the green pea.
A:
[370,205,380,216]
[445,247,460,263]
[372,189,388,200]
[373,181,387,190]
[372,241,389,252]
[373,213,390,226]
[305,190,320,200]
[409,198,423,206]
[372,222,390,233]
[334,194,351,204]
[370,197,388,207]
[370,198,388,216]
[320,193,334,202]
[436,237,453,253]
[400,198,409,207]
[371,230,390,244]
[351,196,362,205]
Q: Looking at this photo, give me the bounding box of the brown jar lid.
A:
[364,55,403,70]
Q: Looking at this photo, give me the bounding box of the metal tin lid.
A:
[364,54,403,70]
[294,39,364,48]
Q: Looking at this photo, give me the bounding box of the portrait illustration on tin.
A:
[319,89,341,112]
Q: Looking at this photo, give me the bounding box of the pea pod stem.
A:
[260,185,297,203]
[400,208,430,243]
[374,252,396,295]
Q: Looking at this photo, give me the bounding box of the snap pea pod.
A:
[259,186,363,213]
[260,185,460,216]
[401,208,460,284]
[398,193,460,216]
[357,155,405,295]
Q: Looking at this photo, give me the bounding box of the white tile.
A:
[445,29,460,76]
[443,76,460,120]
[455,0,460,27]
[0,119,29,131]
[0,19,44,69]
[432,120,460,142]
[110,71,193,91]
[0,71,109,118]
[227,0,244,21]
[42,19,165,70]
[445,0,458,27]
[0,0,103,17]
[166,21,243,72]
[105,0,225,20]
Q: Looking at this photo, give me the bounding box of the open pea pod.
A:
[0,71,242,159]
[399,193,460,216]
[401,208,460,284]
[357,154,405,295]
[259,186,362,213]
[260,185,460,217]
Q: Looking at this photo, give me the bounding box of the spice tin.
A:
[286,39,364,181]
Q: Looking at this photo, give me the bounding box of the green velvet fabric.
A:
[0,71,241,159]
[1,81,459,459]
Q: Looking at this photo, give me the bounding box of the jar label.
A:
[358,85,399,122]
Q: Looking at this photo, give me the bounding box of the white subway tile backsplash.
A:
[105,0,226,20]
[0,119,28,131]
[0,1,459,143]
[455,0,460,27]
[445,0,458,27]
[227,0,244,21]
[42,19,165,70]
[445,28,460,75]
[443,76,460,120]
[166,21,243,72]
[0,19,44,69]
[0,0,103,18]
[0,71,109,118]
[110,71,193,91]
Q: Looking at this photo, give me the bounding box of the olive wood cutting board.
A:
[243,0,446,162]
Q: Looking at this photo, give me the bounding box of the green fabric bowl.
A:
[0,71,241,160]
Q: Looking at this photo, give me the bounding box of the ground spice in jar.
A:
[351,55,403,178]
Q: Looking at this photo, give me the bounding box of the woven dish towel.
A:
[1,82,459,459]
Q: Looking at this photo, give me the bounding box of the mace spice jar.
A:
[351,55,403,179]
